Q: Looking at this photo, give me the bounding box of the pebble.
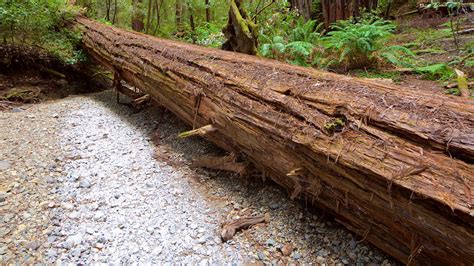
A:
[0,160,10,170]
[79,180,91,188]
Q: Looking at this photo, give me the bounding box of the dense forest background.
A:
[0,0,472,95]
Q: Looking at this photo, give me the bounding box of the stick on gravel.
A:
[76,16,474,264]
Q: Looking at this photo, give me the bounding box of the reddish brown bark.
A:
[322,0,379,26]
[290,0,312,20]
[76,17,474,265]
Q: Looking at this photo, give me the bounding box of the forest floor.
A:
[0,87,396,264]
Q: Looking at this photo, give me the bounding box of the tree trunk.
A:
[222,0,258,55]
[290,0,312,20]
[145,0,154,33]
[132,0,145,32]
[112,0,118,24]
[205,0,211,22]
[76,17,474,265]
[175,0,184,32]
[106,0,111,21]
[153,0,163,35]
[189,10,196,43]
[322,0,379,26]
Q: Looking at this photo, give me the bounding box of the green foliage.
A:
[322,17,414,70]
[444,87,461,96]
[185,23,225,48]
[0,0,84,64]
[324,118,345,133]
[415,63,454,81]
[352,69,401,81]
[259,13,322,66]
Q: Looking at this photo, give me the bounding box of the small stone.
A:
[0,160,10,170]
[79,180,91,188]
[153,245,163,255]
[94,211,106,221]
[0,227,11,238]
[266,238,276,246]
[257,251,266,261]
[349,252,357,260]
[95,243,104,250]
[342,259,349,264]
[25,240,41,250]
[65,234,83,249]
[71,248,82,257]
[292,251,302,260]
[269,202,280,210]
[316,256,325,263]
[61,202,74,210]
[0,246,7,255]
[280,244,293,256]
[86,228,95,235]
[11,108,23,113]
[46,249,57,258]
[69,211,80,219]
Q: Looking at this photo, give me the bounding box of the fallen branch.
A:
[178,124,216,138]
[221,213,269,242]
[190,153,247,175]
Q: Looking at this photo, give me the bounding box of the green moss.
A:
[324,118,345,133]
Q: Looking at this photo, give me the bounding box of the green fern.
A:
[322,18,414,69]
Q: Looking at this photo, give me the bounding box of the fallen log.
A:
[75,17,474,264]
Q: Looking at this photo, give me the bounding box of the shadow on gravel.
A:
[85,90,396,264]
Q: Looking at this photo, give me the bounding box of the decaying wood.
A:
[221,213,269,242]
[446,81,474,89]
[76,17,474,264]
[178,124,216,138]
[190,153,247,175]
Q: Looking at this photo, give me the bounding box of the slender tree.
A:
[175,0,184,32]
[112,0,118,24]
[205,0,211,22]
[153,0,163,35]
[145,0,154,33]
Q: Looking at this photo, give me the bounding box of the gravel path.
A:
[0,90,395,264]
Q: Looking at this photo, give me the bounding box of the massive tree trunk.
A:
[76,17,474,265]
[321,0,379,26]
[222,0,258,55]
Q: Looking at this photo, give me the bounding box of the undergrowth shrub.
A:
[0,0,83,64]
[259,13,323,66]
[322,17,414,70]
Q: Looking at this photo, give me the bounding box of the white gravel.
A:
[0,90,396,264]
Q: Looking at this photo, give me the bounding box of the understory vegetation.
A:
[1,0,472,96]
[0,0,84,64]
